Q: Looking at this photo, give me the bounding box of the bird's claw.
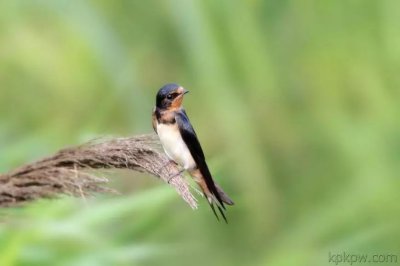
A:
[167,169,184,184]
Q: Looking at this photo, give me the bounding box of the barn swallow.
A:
[152,83,234,222]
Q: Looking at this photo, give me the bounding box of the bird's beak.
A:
[177,86,189,96]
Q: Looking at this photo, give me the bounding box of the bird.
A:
[152,83,234,222]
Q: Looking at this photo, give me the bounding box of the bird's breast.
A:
[156,123,196,170]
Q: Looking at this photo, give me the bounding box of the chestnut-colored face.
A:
[156,84,189,110]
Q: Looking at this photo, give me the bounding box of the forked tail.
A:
[190,170,234,223]
[204,185,234,223]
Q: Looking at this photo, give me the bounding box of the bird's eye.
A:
[167,94,173,100]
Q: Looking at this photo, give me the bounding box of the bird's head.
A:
[156,83,189,110]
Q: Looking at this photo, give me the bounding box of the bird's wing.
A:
[152,107,158,133]
[176,109,233,222]
[175,109,205,161]
[175,109,224,205]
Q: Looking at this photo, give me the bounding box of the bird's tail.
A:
[189,168,234,223]
[204,183,234,223]
[215,183,234,206]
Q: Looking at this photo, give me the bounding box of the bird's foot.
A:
[158,160,178,174]
[167,169,185,184]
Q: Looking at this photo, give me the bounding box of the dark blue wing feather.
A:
[175,110,205,161]
[175,109,225,208]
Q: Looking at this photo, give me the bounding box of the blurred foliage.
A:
[1,0,400,265]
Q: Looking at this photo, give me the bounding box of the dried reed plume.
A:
[0,134,197,208]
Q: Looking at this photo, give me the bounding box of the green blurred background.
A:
[1,0,400,265]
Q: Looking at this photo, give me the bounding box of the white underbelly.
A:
[157,123,196,170]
